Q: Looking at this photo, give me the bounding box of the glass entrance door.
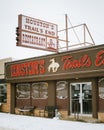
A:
[70,82,92,115]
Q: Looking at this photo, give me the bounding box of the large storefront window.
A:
[56,81,68,99]
[16,82,48,107]
[16,84,30,99]
[32,82,48,99]
[99,78,104,99]
[0,84,7,103]
[98,77,104,112]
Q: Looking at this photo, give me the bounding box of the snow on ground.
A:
[0,113,104,130]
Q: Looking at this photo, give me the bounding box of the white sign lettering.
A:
[21,31,46,49]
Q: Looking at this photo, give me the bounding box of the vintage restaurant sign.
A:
[17,14,58,52]
[5,45,104,81]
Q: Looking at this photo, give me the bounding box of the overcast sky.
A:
[0,0,104,60]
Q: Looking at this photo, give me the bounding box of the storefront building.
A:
[0,58,12,112]
[4,44,104,120]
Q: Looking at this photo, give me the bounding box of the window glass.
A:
[32,82,48,99]
[0,84,7,103]
[56,81,68,99]
[16,84,30,99]
[99,77,104,99]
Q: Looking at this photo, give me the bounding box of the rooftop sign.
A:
[16,14,58,52]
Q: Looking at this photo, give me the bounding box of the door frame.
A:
[70,82,92,115]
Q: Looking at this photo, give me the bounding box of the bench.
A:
[44,106,57,118]
[18,106,35,116]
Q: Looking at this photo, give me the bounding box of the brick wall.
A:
[56,98,68,110]
[99,98,104,112]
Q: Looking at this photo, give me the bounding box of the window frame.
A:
[32,82,48,99]
[16,83,31,99]
[56,81,68,99]
[0,83,7,103]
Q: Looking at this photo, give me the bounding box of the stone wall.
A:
[98,112,104,121]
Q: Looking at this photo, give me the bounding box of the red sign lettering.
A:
[62,54,92,70]
[11,60,45,77]
[95,50,104,66]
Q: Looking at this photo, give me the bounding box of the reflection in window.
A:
[82,83,92,99]
[16,84,30,99]
[56,81,68,99]
[0,84,7,103]
[32,82,48,99]
[71,84,80,99]
[98,77,104,99]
